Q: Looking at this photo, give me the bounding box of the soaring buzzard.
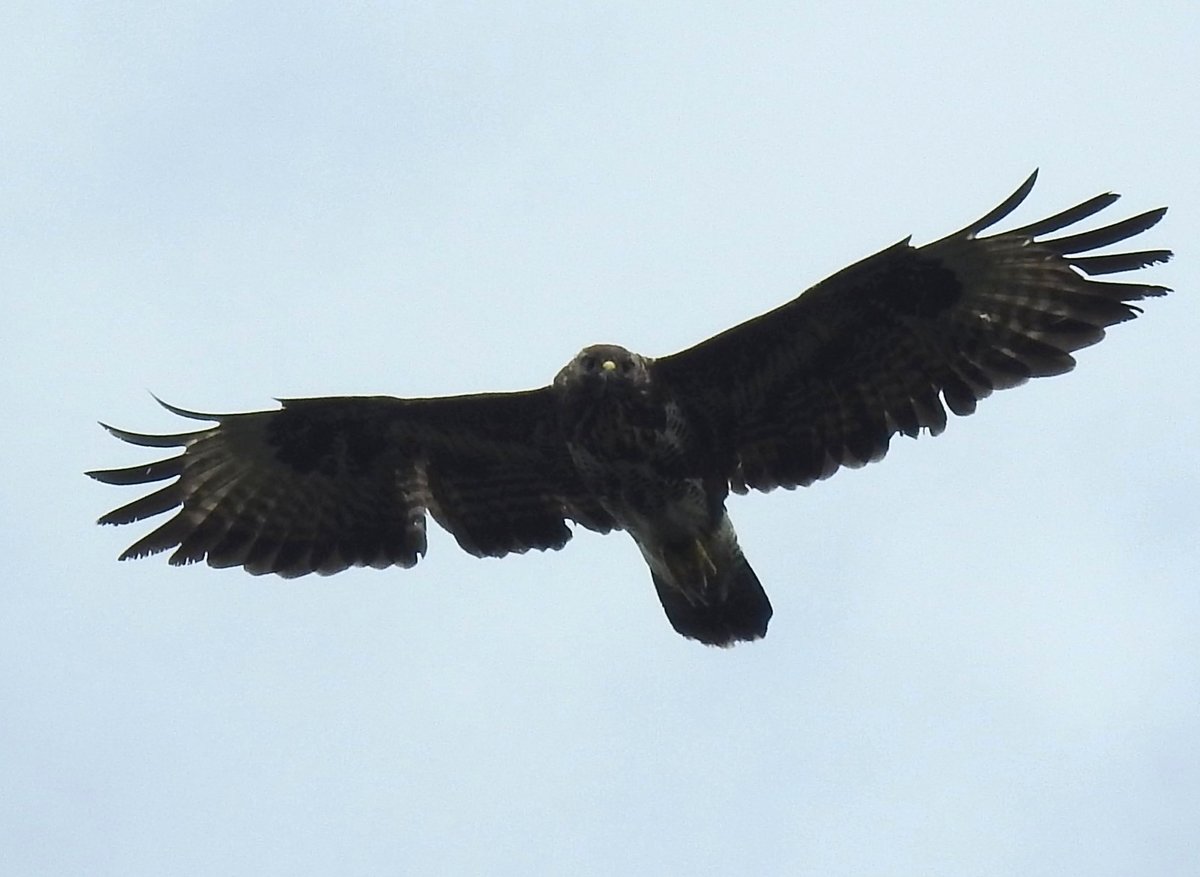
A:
[89,172,1172,646]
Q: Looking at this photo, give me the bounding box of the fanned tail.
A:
[643,520,773,646]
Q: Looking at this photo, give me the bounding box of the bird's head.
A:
[553,344,653,399]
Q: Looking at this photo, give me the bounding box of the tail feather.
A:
[651,550,772,646]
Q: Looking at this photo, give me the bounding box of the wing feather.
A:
[653,174,1172,493]
[89,391,616,576]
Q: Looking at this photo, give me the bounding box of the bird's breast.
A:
[563,398,715,539]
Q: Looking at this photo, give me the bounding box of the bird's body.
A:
[553,344,771,643]
[89,173,1173,645]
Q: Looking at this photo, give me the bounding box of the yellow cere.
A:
[601,360,617,372]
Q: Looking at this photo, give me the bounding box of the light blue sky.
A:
[3,4,1198,875]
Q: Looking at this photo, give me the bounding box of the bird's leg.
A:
[659,537,720,603]
[690,538,718,580]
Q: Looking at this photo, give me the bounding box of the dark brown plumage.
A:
[89,172,1172,645]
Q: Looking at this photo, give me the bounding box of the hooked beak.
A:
[601,360,617,373]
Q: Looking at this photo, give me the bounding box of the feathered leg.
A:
[638,515,772,646]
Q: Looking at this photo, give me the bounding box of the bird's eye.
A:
[581,354,596,371]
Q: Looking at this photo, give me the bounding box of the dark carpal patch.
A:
[268,410,389,477]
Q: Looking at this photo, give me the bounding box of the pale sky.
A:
[3,4,1198,875]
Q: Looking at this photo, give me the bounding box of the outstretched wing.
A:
[652,172,1173,492]
[88,391,615,576]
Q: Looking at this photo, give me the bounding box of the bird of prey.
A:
[89,172,1172,646]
